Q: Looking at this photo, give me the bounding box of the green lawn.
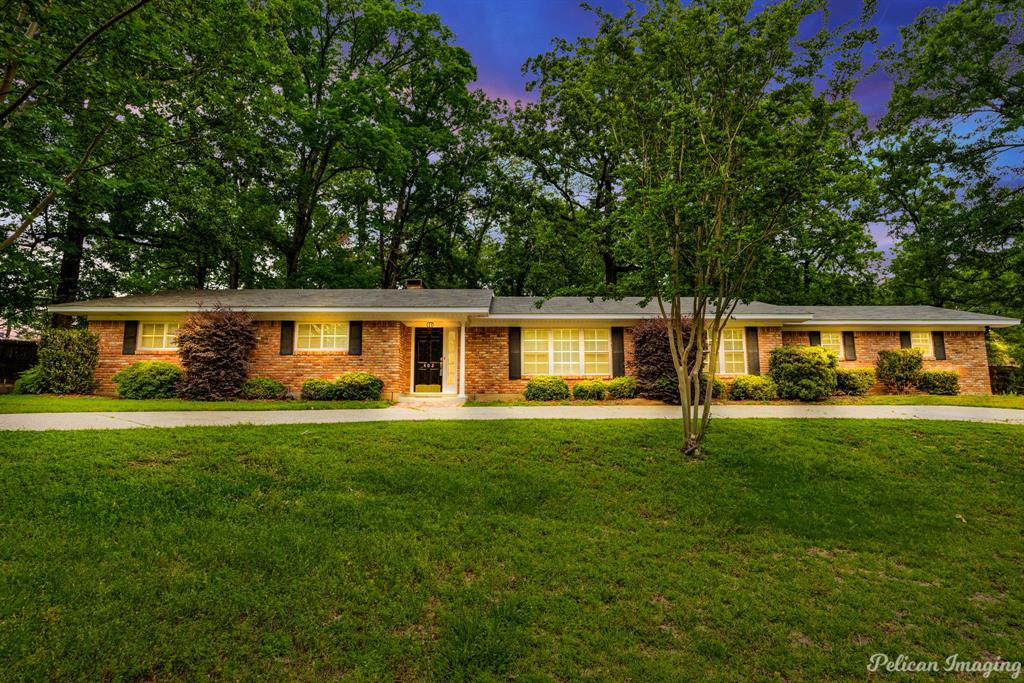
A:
[0,394,391,413]
[1,420,1021,680]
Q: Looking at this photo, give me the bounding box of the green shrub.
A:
[606,376,638,399]
[917,370,960,395]
[335,372,384,401]
[728,375,778,401]
[112,361,182,399]
[12,366,45,395]
[712,377,727,399]
[37,328,99,394]
[836,369,875,396]
[300,379,339,401]
[524,375,570,401]
[572,380,606,401]
[769,345,838,402]
[876,349,924,393]
[241,377,288,400]
[176,309,258,400]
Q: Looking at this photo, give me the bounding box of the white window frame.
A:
[820,331,844,361]
[137,322,180,351]
[910,330,933,356]
[295,322,350,352]
[520,328,611,377]
[705,328,747,375]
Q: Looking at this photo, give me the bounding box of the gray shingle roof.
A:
[488,297,806,318]
[788,305,1019,324]
[48,288,494,311]
[46,289,1020,325]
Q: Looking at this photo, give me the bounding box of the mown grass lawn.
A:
[1,419,1022,680]
[0,394,391,413]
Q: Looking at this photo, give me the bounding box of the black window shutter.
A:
[744,327,760,375]
[611,327,625,377]
[280,321,295,355]
[348,321,362,355]
[508,327,522,380]
[900,331,912,349]
[122,321,139,355]
[842,331,857,361]
[808,331,821,346]
[932,331,946,360]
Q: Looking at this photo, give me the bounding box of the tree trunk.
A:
[51,194,89,328]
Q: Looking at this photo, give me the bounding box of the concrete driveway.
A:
[2,403,1024,431]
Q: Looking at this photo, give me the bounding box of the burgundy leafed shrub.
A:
[176,308,258,400]
[630,317,706,404]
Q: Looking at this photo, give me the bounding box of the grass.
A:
[1,419,1022,680]
[0,394,391,413]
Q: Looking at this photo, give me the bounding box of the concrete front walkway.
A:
[2,404,1024,431]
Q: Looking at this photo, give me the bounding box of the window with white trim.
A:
[820,331,843,360]
[910,330,932,356]
[138,322,180,350]
[295,322,349,351]
[703,329,747,374]
[521,328,610,376]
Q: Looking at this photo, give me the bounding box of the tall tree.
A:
[588,0,872,454]
[880,0,1024,318]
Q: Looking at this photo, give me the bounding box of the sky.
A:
[418,0,949,120]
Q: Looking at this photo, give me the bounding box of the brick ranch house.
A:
[48,288,1020,399]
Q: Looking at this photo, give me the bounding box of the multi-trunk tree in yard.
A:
[558,0,873,454]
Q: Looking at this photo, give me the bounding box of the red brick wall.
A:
[779,329,991,394]
[465,326,635,397]
[89,320,410,397]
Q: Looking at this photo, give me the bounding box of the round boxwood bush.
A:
[524,375,570,401]
[112,361,183,399]
[769,345,838,402]
[37,328,99,394]
[606,376,637,399]
[300,378,340,401]
[711,377,727,400]
[836,369,875,396]
[241,377,288,400]
[728,375,778,401]
[572,379,607,401]
[335,372,384,401]
[12,366,45,395]
[917,370,960,395]
[876,349,923,393]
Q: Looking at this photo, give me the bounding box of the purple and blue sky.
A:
[419,0,946,120]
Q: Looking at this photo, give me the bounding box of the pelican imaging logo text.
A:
[868,654,1021,679]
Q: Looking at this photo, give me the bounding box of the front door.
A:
[414,327,444,392]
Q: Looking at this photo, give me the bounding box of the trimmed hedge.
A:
[572,380,606,401]
[300,379,339,401]
[728,375,777,401]
[876,349,923,393]
[299,373,384,401]
[712,377,727,399]
[836,369,875,396]
[769,345,837,402]
[113,361,182,399]
[606,376,637,399]
[917,370,960,395]
[336,372,384,401]
[524,376,570,401]
[37,328,99,394]
[12,366,45,395]
[176,309,258,400]
[241,377,288,400]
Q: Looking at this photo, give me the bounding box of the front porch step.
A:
[395,393,466,407]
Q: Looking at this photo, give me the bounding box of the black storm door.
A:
[414,327,444,391]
